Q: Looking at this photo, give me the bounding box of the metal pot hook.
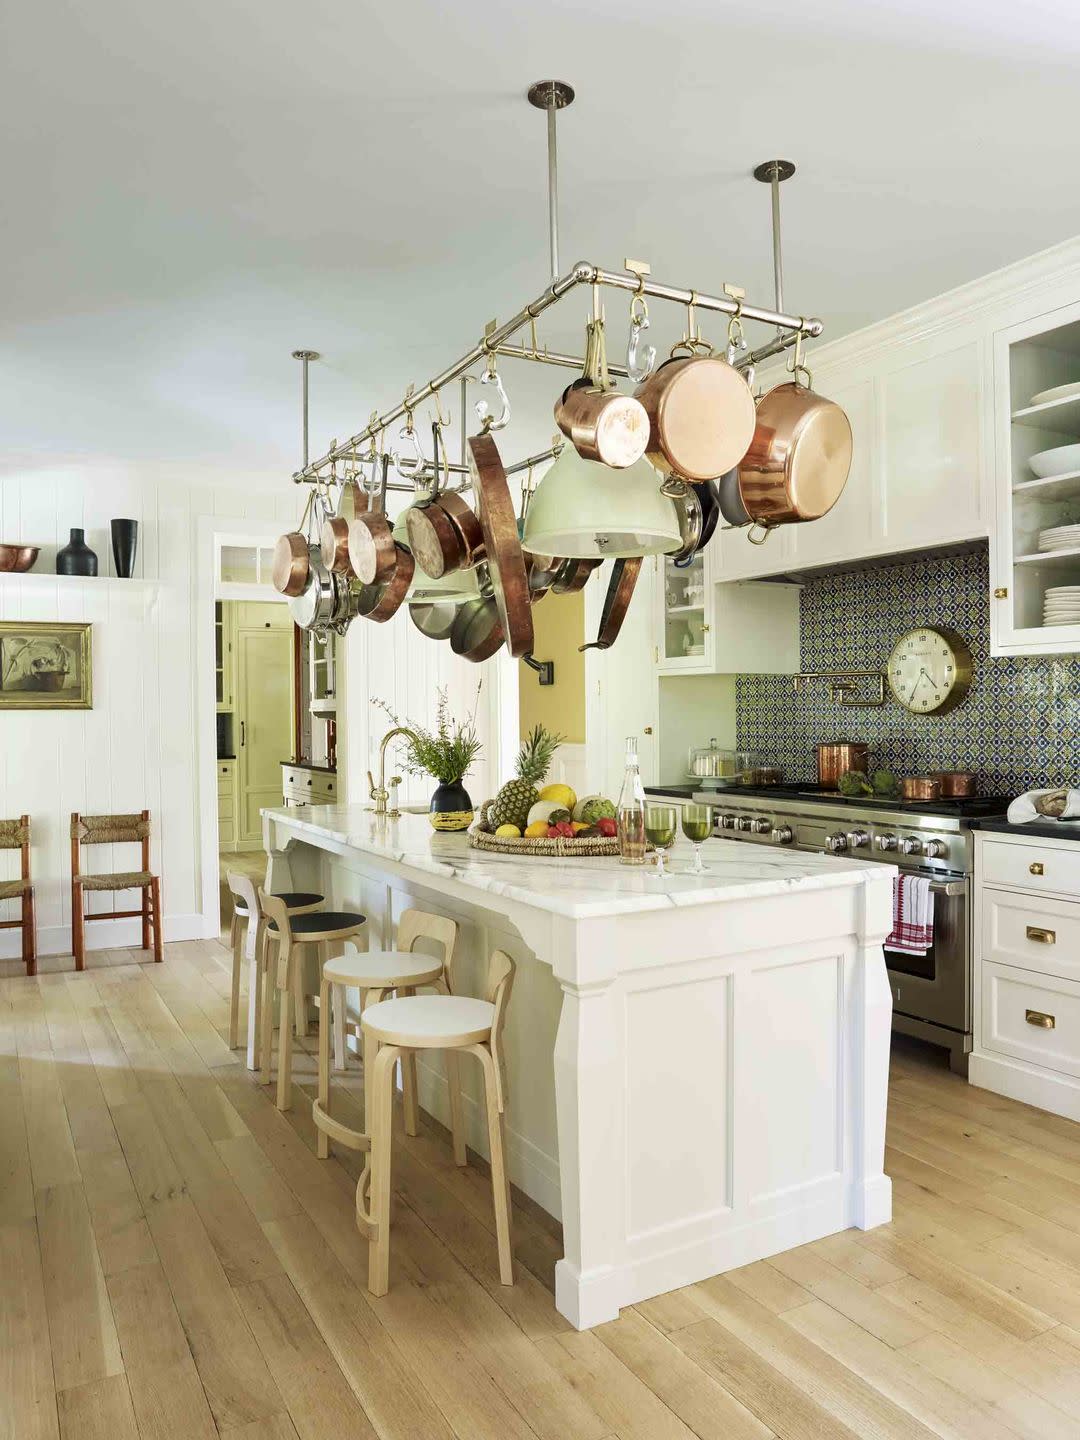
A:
[626,293,655,383]
[393,390,426,480]
[475,358,511,432]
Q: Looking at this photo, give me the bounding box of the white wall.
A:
[657,675,738,784]
[0,461,290,958]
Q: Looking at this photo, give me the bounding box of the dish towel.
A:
[886,874,935,956]
[1007,788,1080,824]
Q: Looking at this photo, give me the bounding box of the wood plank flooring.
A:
[4,937,1080,1439]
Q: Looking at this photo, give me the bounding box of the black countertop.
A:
[968,816,1080,843]
[281,759,337,774]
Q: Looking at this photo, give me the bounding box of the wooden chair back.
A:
[0,815,30,877]
[71,809,151,879]
[485,949,515,1112]
[258,890,294,988]
[227,870,260,916]
[397,908,459,991]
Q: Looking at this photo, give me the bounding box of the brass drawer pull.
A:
[1026,1009,1056,1030]
[1026,925,1056,945]
[1029,862,1045,876]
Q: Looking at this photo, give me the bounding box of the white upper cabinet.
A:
[787,374,877,570]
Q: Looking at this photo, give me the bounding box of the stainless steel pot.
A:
[289,558,347,634]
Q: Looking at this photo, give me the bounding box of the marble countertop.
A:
[263,805,887,921]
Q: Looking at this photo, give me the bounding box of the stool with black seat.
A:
[259,891,366,1111]
[224,872,323,1065]
[312,908,459,1161]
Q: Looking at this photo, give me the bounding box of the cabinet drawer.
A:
[218,761,235,781]
[310,776,336,802]
[983,889,1080,983]
[982,962,1080,1079]
[218,791,234,820]
[980,838,1080,897]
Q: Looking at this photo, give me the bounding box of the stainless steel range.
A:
[695,784,1008,1074]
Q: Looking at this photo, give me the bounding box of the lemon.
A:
[524,820,550,839]
[494,824,521,839]
[571,821,589,834]
[538,782,576,812]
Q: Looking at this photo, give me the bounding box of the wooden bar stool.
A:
[224,873,323,1066]
[312,908,459,1161]
[259,892,366,1111]
[359,948,516,1296]
[0,816,35,976]
[70,810,162,969]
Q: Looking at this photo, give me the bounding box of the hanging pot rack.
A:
[291,82,823,491]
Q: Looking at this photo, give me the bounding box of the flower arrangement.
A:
[373,687,482,785]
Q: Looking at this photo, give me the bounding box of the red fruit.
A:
[597,817,617,837]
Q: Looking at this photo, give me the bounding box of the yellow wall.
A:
[519,590,586,742]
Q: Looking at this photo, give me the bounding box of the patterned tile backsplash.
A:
[735,546,1080,798]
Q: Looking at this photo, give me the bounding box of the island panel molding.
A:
[263,805,893,1329]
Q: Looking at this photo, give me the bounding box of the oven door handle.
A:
[928,880,966,898]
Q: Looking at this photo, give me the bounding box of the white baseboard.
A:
[969,1050,1080,1123]
[0,912,207,961]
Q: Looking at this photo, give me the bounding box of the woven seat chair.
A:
[70,810,162,969]
[0,816,36,975]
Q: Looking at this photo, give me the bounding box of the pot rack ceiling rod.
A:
[292,264,821,483]
[292,348,319,469]
[528,79,575,282]
[753,159,795,334]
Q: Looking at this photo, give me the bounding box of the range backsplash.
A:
[735,546,1080,798]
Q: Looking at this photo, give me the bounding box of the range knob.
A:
[718,813,738,830]
[900,837,924,856]
[750,818,772,835]
[734,816,754,833]
[923,839,947,860]
[875,835,899,853]
[847,830,871,850]
[825,832,849,854]
[774,824,794,845]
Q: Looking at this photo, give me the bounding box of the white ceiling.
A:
[3,0,1079,474]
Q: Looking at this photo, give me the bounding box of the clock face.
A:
[887,627,972,715]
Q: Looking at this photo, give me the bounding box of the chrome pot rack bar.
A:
[292,260,822,485]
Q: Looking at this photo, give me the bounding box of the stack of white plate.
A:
[1043,586,1080,625]
[1030,380,1080,407]
[1038,524,1080,553]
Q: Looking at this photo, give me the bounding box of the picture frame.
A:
[0,621,93,710]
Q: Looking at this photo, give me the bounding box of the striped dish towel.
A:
[885,874,935,955]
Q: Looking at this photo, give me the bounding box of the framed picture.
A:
[0,621,93,710]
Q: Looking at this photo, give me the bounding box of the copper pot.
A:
[932,770,976,798]
[816,742,868,789]
[902,775,943,803]
[555,315,650,469]
[634,352,757,482]
[738,379,853,537]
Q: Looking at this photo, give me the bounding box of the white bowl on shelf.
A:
[1030,380,1080,408]
[1029,443,1080,478]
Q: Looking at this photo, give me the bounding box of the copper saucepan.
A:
[272,489,319,597]
[348,455,398,585]
[738,352,853,541]
[634,345,756,482]
[931,770,976,798]
[902,775,943,803]
[406,424,486,578]
[816,742,868,789]
[320,476,366,578]
[555,315,650,469]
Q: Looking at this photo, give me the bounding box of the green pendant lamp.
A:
[522,447,682,558]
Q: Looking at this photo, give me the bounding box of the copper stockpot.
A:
[816,742,869,789]
[902,775,943,803]
[738,380,853,535]
[634,353,757,482]
[932,770,976,798]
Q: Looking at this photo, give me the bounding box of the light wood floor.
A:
[6,942,1080,1440]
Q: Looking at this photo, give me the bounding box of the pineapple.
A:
[490,724,562,832]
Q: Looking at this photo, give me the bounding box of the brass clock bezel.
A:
[887,625,973,716]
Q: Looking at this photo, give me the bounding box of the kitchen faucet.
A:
[368,726,417,818]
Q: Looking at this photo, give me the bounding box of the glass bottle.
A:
[617,736,646,865]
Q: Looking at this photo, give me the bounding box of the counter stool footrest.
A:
[312,1100,370,1153]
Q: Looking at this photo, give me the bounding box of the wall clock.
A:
[887,626,973,715]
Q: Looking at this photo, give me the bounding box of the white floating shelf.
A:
[1012,469,1080,501]
[1012,392,1080,431]
[0,572,161,590]
[1014,546,1080,567]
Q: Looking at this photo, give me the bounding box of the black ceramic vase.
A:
[429,780,474,832]
[55,528,98,577]
[110,519,138,578]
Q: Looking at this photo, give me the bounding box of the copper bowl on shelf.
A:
[901,775,942,803]
[0,544,40,573]
[932,770,976,798]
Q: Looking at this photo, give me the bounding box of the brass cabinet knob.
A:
[702,623,710,633]
[1026,1009,1055,1029]
[643,726,653,735]
[1029,862,1045,876]
[993,586,1008,599]
[1026,925,1056,944]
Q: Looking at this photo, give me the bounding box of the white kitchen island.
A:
[262,804,894,1329]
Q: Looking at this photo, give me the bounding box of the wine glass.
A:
[644,804,677,878]
[681,803,712,874]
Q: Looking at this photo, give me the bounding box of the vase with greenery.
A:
[373,688,482,831]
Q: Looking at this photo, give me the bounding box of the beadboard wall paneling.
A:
[736,546,1080,797]
[0,466,293,958]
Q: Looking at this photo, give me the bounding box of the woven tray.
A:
[468,828,619,859]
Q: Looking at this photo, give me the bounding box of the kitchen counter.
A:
[280,758,336,774]
[969,815,1080,842]
[262,804,893,1329]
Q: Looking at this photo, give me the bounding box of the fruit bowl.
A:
[469,828,619,859]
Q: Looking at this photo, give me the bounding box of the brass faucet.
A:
[367,726,417,817]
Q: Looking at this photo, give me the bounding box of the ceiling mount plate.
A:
[753,160,796,184]
[292,349,320,361]
[527,80,575,111]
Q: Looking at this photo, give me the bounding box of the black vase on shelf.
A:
[110,518,138,578]
[55,528,98,577]
[429,780,474,832]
